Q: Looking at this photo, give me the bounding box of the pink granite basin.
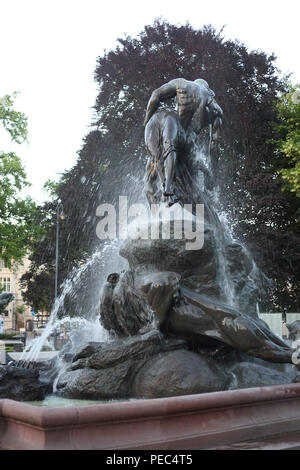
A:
[1,383,300,450]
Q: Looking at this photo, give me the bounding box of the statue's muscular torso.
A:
[144,78,213,130]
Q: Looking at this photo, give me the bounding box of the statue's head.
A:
[207,99,223,120]
[194,78,209,89]
[106,273,120,285]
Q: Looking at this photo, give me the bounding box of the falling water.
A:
[194,142,264,312]
[19,160,145,368]
[193,145,238,307]
[19,240,128,366]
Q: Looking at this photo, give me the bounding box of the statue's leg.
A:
[162,116,179,197]
[145,111,185,206]
[143,159,155,205]
[163,150,176,196]
[144,116,165,197]
[168,288,293,364]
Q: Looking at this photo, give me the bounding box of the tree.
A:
[0,93,28,143]
[273,84,300,197]
[0,92,43,266]
[21,20,300,312]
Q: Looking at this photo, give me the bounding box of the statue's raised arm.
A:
[143,79,179,126]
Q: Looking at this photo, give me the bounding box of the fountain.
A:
[1,77,300,450]
[52,78,298,400]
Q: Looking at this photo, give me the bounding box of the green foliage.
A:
[0,152,44,265]
[0,93,44,266]
[0,92,28,144]
[0,333,16,340]
[274,84,300,197]
[16,305,26,315]
[43,179,60,199]
[21,267,55,312]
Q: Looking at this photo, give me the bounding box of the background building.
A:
[0,257,35,332]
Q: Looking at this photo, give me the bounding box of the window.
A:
[0,259,8,269]
[0,277,11,292]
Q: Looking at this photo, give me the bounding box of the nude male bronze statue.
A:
[144,78,223,205]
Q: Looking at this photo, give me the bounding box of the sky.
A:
[1,0,299,203]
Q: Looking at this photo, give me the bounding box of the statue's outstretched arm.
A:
[137,272,181,327]
[144,80,178,126]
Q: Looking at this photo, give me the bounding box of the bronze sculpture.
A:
[56,78,298,401]
[99,270,293,364]
[144,78,223,206]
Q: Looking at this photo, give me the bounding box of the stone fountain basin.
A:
[1,383,300,450]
